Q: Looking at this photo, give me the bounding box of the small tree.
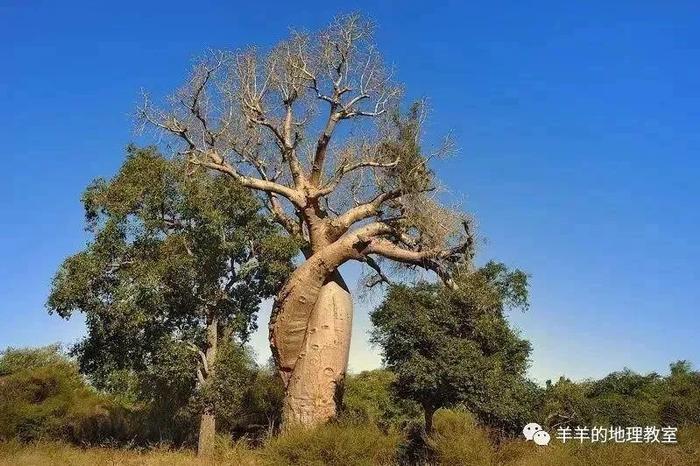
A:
[47,146,295,455]
[370,262,535,433]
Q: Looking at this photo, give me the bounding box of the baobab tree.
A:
[139,14,474,428]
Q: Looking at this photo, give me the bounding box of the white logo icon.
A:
[522,422,543,441]
[523,422,550,446]
[533,430,551,446]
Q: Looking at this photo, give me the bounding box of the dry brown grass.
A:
[0,440,263,466]
[0,441,203,466]
[1,423,698,466]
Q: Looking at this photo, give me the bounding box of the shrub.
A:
[426,409,494,466]
[262,421,401,466]
[540,362,700,431]
[342,370,421,428]
[235,364,286,440]
[0,346,136,444]
[215,436,262,465]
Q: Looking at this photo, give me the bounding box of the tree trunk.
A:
[424,404,436,433]
[198,412,216,456]
[281,273,353,428]
[197,315,218,456]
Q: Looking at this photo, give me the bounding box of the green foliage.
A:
[659,361,700,426]
[48,146,296,365]
[370,262,538,434]
[46,146,296,444]
[341,369,421,428]
[0,345,66,376]
[0,346,135,444]
[540,361,700,430]
[136,339,200,443]
[197,343,258,435]
[238,362,286,436]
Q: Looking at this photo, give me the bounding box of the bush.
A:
[426,409,494,466]
[235,363,286,440]
[342,370,421,428]
[539,362,700,432]
[262,421,401,466]
[0,346,136,444]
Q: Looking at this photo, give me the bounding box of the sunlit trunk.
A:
[197,316,217,456]
[198,412,216,456]
[281,274,352,427]
[270,266,353,429]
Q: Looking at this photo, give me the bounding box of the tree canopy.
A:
[47,145,296,448]
[370,262,537,433]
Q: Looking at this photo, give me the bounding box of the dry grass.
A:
[262,422,401,465]
[0,441,209,466]
[426,409,494,465]
[1,423,698,466]
[0,439,264,466]
[498,438,700,466]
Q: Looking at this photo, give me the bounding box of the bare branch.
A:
[187,342,209,377]
[333,189,402,232]
[317,156,400,196]
[196,367,206,385]
[138,15,469,289]
[363,255,390,287]
[188,154,304,207]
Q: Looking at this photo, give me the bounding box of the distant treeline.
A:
[0,345,698,447]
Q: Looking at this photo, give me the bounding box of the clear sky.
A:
[2,1,698,384]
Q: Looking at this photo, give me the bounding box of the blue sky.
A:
[1,1,698,383]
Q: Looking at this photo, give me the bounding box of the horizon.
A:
[2,1,699,385]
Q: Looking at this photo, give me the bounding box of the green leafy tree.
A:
[342,369,421,428]
[370,262,536,433]
[47,146,296,455]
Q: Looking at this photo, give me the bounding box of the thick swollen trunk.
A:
[281,274,353,427]
[197,316,218,456]
[270,265,353,429]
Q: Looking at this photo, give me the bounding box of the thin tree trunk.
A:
[281,273,353,428]
[198,412,216,456]
[424,404,436,433]
[197,316,218,456]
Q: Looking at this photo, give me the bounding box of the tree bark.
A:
[268,222,385,429]
[423,404,436,433]
[198,412,216,456]
[270,268,353,429]
[197,316,218,456]
[281,273,352,428]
